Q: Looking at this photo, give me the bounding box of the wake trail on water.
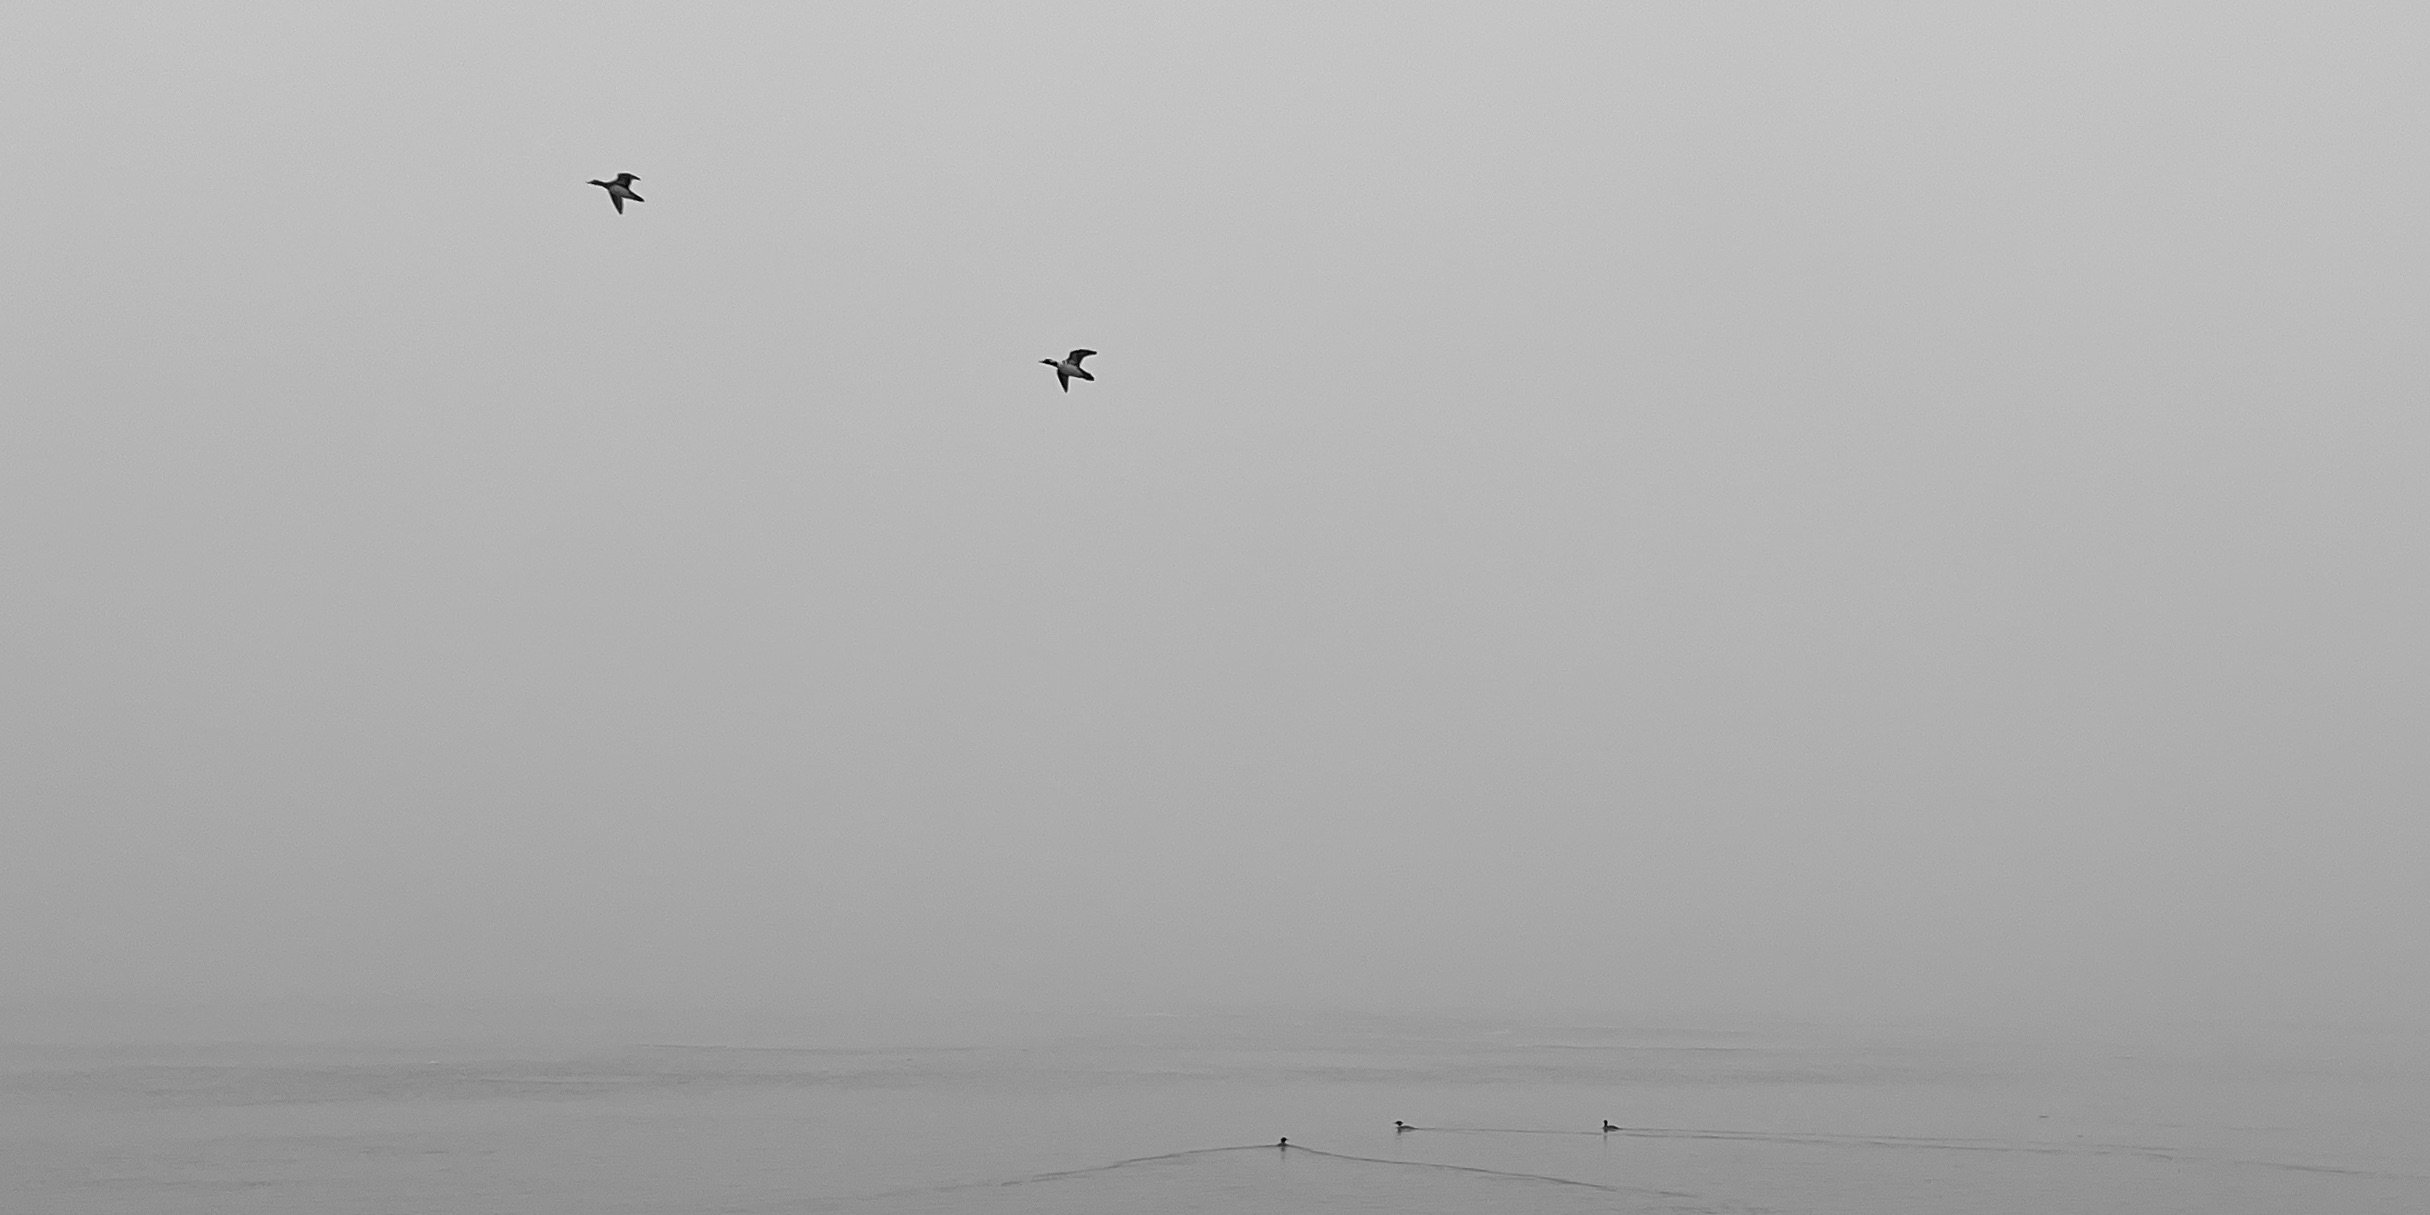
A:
[843,1142,1759,1214]
[1396,1125,2427,1182]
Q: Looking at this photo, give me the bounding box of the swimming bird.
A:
[1277,1137,1288,1149]
[588,173,643,214]
[1394,1121,1413,1133]
[1602,1121,1620,1133]
[1041,349,1097,392]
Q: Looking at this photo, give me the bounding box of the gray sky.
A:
[3,2,2425,1029]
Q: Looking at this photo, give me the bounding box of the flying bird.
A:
[588,173,643,214]
[1041,349,1097,392]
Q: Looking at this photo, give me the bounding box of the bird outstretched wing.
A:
[1066,349,1096,366]
[1057,371,1072,392]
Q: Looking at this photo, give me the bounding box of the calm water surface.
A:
[4,1011,2424,1213]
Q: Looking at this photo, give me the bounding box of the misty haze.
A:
[3,4,2424,1213]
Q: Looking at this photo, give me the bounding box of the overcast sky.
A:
[2,3,2425,1030]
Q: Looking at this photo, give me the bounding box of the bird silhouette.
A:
[1041,349,1097,392]
[588,173,643,214]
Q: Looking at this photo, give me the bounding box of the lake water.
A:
[4,1009,2424,1213]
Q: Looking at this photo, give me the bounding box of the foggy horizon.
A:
[5,4,2427,1039]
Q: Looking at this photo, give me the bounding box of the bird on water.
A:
[1041,349,1097,392]
[1394,1121,1414,1133]
[589,173,643,214]
[1602,1121,1620,1133]
[1277,1137,1288,1149]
